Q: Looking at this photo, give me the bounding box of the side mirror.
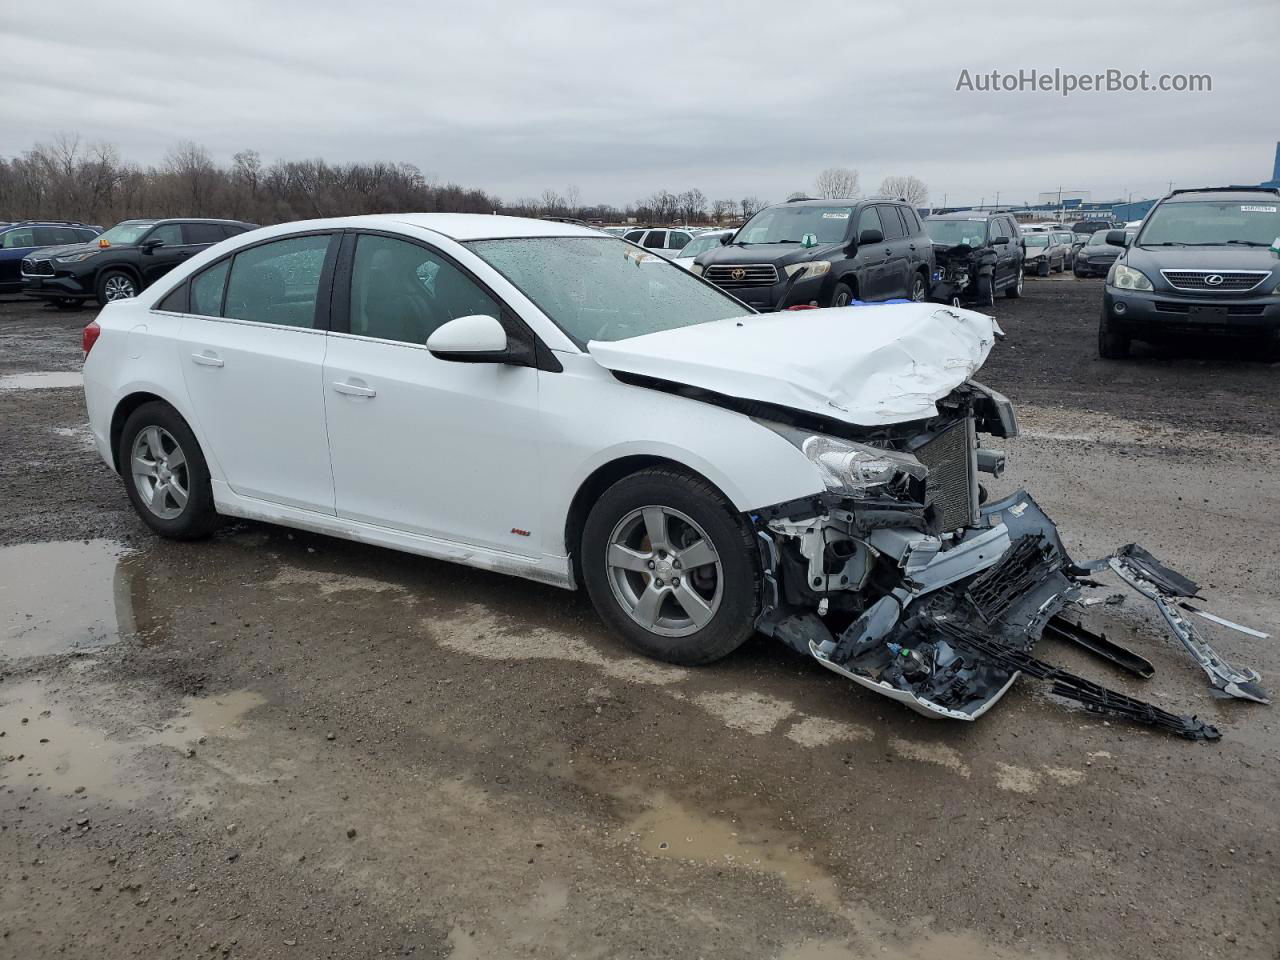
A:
[719,233,734,245]
[140,238,164,253]
[1105,230,1129,247]
[426,314,510,363]
[856,228,883,246]
[991,236,1009,245]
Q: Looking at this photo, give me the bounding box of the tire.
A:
[118,401,220,540]
[96,270,139,306]
[580,467,760,666]
[829,282,855,308]
[909,270,928,303]
[1097,309,1131,359]
[1073,267,1087,279]
[1037,260,1050,277]
[1004,269,1024,298]
[53,298,84,311]
[974,274,995,307]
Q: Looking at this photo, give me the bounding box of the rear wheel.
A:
[581,468,760,666]
[1037,260,1050,277]
[1004,269,1024,298]
[1097,309,1131,359]
[118,401,220,539]
[909,270,928,302]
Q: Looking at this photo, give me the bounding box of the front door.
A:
[853,206,889,300]
[179,232,338,513]
[138,223,191,286]
[877,205,912,299]
[322,232,543,557]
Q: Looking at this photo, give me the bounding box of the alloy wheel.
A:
[605,505,723,637]
[911,274,927,302]
[104,275,137,301]
[131,426,190,520]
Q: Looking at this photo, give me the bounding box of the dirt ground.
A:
[2,278,1278,960]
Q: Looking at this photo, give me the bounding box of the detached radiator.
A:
[916,417,979,532]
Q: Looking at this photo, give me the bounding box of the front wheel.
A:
[581,468,760,666]
[118,401,220,539]
[829,282,855,308]
[974,274,995,307]
[97,270,139,306]
[1097,309,1132,359]
[1037,260,1050,277]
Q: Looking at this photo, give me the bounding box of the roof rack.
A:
[1168,185,1280,196]
[5,219,95,227]
[784,196,820,202]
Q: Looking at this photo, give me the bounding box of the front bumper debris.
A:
[755,489,1270,740]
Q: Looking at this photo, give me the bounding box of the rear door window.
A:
[190,260,231,316]
[223,234,332,328]
[668,231,692,250]
[878,206,906,240]
[184,223,228,245]
[624,230,645,242]
[642,230,667,249]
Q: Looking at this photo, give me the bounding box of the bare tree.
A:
[563,184,581,216]
[785,191,808,201]
[739,196,764,220]
[814,167,860,199]
[539,188,564,216]
[711,199,735,224]
[678,188,706,224]
[877,175,929,207]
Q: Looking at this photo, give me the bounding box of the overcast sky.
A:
[2,0,1274,209]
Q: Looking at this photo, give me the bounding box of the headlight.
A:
[1076,253,1090,262]
[1108,262,1153,291]
[54,251,100,263]
[762,422,927,497]
[689,263,705,276]
[783,260,831,281]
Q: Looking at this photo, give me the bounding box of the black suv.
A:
[21,217,257,307]
[1098,187,1280,358]
[692,198,934,309]
[924,211,1024,305]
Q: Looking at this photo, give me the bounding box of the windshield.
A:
[1138,199,1280,246]
[467,237,749,347]
[1089,229,1135,246]
[677,233,726,259]
[98,221,156,246]
[1024,235,1049,247]
[924,219,988,247]
[736,206,853,245]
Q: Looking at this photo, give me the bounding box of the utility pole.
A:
[994,191,1000,209]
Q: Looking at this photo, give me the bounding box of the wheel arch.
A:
[98,262,143,288]
[563,455,737,588]
[108,391,203,474]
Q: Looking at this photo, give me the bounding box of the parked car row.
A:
[0,220,102,294]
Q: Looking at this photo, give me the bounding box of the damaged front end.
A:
[752,382,1268,740]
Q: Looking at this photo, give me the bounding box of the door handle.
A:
[191,352,223,368]
[332,381,376,398]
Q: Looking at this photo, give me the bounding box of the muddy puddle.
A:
[0,370,84,390]
[0,539,152,658]
[0,679,265,804]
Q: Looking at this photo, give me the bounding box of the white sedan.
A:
[81,214,1260,728]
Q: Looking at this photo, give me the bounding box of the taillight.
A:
[83,320,101,356]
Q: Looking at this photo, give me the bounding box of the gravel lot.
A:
[2,278,1278,959]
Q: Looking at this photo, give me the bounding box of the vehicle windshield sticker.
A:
[821,212,849,219]
[1240,205,1277,212]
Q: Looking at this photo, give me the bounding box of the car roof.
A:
[241,213,607,242]
[771,198,868,208]
[927,210,998,220]
[1163,188,1280,203]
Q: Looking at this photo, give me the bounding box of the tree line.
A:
[0,137,927,229]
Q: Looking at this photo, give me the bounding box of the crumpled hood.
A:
[588,303,1002,427]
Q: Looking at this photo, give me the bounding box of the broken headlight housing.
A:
[762,422,927,497]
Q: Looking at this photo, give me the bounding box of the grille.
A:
[704,263,779,287]
[1159,269,1269,292]
[1154,301,1266,316]
[22,258,53,277]
[915,418,978,532]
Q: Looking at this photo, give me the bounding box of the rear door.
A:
[322,231,543,556]
[876,205,911,299]
[179,232,339,513]
[0,227,36,286]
